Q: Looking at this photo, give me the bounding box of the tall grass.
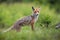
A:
[0,3,60,40]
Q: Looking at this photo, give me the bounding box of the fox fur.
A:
[2,6,40,33]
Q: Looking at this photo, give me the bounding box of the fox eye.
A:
[37,11,39,13]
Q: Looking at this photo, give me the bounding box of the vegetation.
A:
[0,0,60,40]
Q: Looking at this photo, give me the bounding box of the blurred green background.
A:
[0,0,60,40]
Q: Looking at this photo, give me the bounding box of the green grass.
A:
[0,3,60,40]
[0,27,60,40]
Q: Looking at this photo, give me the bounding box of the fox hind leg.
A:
[16,26,21,32]
[13,24,22,32]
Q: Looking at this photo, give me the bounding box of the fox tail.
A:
[2,26,13,33]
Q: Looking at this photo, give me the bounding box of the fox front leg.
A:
[30,20,35,31]
[31,23,34,31]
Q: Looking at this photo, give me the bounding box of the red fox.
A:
[2,6,40,33]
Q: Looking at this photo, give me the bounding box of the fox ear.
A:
[32,6,35,11]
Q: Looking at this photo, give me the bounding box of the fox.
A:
[2,6,40,33]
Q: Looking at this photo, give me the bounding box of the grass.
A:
[0,27,60,40]
[0,3,60,40]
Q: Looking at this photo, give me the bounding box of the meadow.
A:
[0,3,60,40]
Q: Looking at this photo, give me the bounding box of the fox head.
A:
[32,6,40,17]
